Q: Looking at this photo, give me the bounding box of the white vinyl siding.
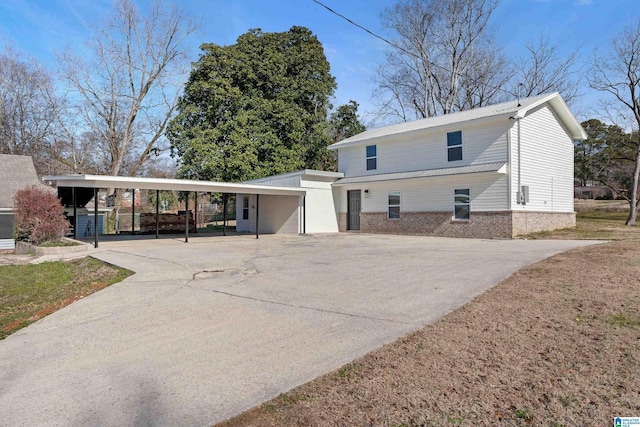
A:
[248,175,301,187]
[0,239,14,250]
[336,174,508,214]
[337,119,508,178]
[510,105,575,213]
[235,194,299,234]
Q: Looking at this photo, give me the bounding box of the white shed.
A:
[237,170,343,234]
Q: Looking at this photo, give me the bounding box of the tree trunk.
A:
[625,148,640,226]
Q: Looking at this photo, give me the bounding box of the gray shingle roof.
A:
[0,154,52,208]
[329,92,586,150]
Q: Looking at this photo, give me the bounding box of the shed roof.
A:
[332,162,506,186]
[329,92,587,150]
[245,169,344,184]
[43,174,306,196]
[0,154,52,208]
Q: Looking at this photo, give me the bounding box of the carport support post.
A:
[131,189,135,235]
[256,194,259,239]
[155,189,159,239]
[93,188,98,248]
[222,195,227,236]
[184,192,189,243]
[72,187,77,240]
[194,192,198,233]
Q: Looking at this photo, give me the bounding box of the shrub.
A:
[13,186,70,245]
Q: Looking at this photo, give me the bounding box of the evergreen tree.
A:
[168,26,337,182]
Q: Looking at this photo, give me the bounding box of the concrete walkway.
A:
[0,234,601,426]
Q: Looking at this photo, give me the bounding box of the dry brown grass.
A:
[218,213,640,426]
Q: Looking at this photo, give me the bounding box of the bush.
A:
[14,186,70,245]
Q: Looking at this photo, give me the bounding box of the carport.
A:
[43,174,306,248]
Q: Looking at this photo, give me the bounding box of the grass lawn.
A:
[524,211,640,241]
[0,257,132,340]
[219,211,640,426]
[197,224,237,233]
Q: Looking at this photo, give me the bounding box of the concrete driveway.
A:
[0,234,599,426]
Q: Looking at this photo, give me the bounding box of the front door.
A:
[347,190,361,231]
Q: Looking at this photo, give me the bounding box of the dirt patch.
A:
[219,241,640,426]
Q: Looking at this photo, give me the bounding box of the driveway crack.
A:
[183,285,420,326]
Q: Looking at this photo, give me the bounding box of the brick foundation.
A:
[338,210,576,238]
[511,211,576,236]
[337,213,347,232]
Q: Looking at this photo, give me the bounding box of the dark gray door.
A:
[347,190,361,231]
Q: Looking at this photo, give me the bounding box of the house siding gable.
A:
[510,104,575,213]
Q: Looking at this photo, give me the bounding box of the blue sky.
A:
[1,0,640,125]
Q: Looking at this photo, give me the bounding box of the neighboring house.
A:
[574,179,617,200]
[328,92,587,238]
[0,154,53,251]
[236,92,586,238]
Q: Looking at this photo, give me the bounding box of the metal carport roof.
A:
[43,174,306,196]
[44,174,307,246]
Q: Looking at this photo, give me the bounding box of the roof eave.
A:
[515,92,587,140]
[43,175,307,197]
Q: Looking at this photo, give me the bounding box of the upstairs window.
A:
[454,189,470,220]
[366,145,377,170]
[388,192,400,219]
[447,131,463,162]
[242,196,249,220]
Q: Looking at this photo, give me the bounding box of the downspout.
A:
[506,127,512,211]
[517,116,522,205]
[508,115,523,206]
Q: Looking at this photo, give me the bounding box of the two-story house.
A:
[327,92,586,238]
[237,92,586,238]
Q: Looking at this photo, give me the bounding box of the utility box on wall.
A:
[518,185,529,205]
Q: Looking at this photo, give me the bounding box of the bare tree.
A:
[514,34,580,106]
[375,0,508,121]
[588,20,640,225]
[57,0,197,180]
[0,47,58,174]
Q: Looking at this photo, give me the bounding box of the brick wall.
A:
[358,211,512,238]
[337,213,347,232]
[338,210,575,238]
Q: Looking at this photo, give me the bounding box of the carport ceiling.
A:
[44,174,306,197]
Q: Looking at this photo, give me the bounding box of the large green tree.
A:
[576,118,637,202]
[168,26,337,182]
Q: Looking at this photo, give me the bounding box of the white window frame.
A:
[447,130,463,162]
[388,191,401,219]
[242,196,250,220]
[453,188,470,221]
[366,144,377,171]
